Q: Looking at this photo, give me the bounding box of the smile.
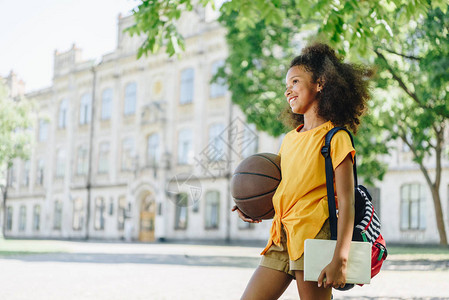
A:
[288,96,297,104]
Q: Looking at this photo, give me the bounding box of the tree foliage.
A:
[129,0,449,243]
[0,81,32,171]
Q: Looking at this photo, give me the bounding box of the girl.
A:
[232,42,371,300]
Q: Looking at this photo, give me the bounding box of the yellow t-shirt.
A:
[261,121,355,260]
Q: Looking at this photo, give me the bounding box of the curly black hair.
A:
[278,43,373,133]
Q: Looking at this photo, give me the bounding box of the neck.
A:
[301,113,327,132]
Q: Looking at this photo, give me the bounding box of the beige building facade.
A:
[3,11,280,242]
[2,10,449,244]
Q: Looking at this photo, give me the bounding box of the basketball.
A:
[231,153,281,220]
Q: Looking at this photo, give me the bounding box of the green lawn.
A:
[386,245,449,261]
[0,238,69,256]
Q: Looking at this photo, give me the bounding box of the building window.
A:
[124,82,137,115]
[38,119,49,141]
[175,193,188,230]
[121,137,135,171]
[6,206,13,231]
[53,200,63,230]
[180,68,194,104]
[147,133,160,167]
[77,146,88,175]
[22,160,30,187]
[208,123,226,161]
[242,123,258,158]
[36,159,44,186]
[19,205,26,232]
[33,205,40,231]
[401,183,426,230]
[101,88,113,120]
[205,191,220,229]
[118,196,126,231]
[98,142,110,174]
[58,98,69,129]
[79,93,92,125]
[72,198,84,231]
[55,148,66,178]
[109,198,114,216]
[177,129,193,165]
[210,60,227,98]
[94,197,106,230]
[7,165,16,187]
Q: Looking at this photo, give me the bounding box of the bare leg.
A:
[294,271,332,300]
[241,266,293,300]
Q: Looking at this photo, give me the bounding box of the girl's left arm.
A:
[317,153,355,289]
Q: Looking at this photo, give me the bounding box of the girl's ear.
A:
[316,78,325,92]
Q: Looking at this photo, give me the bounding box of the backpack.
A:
[321,127,387,290]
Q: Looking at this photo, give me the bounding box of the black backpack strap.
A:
[321,127,358,240]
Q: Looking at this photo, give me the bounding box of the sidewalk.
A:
[0,239,448,299]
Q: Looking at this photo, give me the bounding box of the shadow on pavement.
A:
[1,252,448,271]
[0,252,261,268]
[335,297,448,300]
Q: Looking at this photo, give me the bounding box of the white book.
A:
[304,239,372,284]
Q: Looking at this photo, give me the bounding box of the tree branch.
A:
[374,49,429,110]
[398,129,434,188]
[380,47,421,61]
[434,124,444,191]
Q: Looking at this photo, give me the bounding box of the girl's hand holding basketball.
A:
[231,205,262,223]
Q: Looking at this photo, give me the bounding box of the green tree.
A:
[370,7,449,244]
[128,0,449,244]
[0,79,33,236]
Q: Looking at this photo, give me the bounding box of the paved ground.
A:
[0,239,448,300]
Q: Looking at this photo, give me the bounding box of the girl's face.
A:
[284,66,321,115]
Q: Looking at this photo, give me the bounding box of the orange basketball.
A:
[231,153,281,220]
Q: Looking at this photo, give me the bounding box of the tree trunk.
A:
[1,185,8,238]
[429,185,448,245]
[431,126,447,245]
[400,131,448,245]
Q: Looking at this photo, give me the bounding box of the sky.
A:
[0,0,137,92]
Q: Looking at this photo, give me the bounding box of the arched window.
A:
[38,119,49,141]
[55,148,66,178]
[95,197,106,230]
[147,133,160,166]
[33,205,41,231]
[53,200,63,230]
[79,93,92,125]
[19,205,26,232]
[101,88,113,120]
[121,137,135,171]
[98,142,110,174]
[124,82,137,115]
[72,198,84,231]
[175,193,188,230]
[117,196,127,231]
[76,146,88,175]
[6,206,13,231]
[58,98,69,128]
[22,160,30,187]
[210,60,226,98]
[180,68,194,104]
[177,129,193,165]
[205,191,220,229]
[36,159,44,186]
[242,123,259,158]
[208,123,226,161]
